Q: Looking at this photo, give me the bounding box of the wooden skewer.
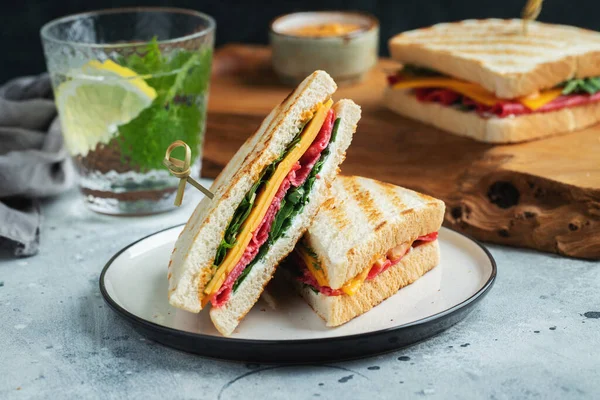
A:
[521,0,543,35]
[162,140,214,206]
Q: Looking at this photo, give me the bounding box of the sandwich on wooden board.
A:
[283,175,445,327]
[384,19,600,143]
[168,70,361,336]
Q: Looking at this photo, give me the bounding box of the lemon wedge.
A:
[56,60,157,156]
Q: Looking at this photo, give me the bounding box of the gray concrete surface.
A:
[1,187,599,400]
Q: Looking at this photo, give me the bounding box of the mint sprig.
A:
[115,37,212,171]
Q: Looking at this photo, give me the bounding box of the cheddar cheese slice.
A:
[299,247,328,287]
[341,266,370,296]
[392,77,563,111]
[204,99,334,297]
[296,245,369,295]
[519,89,563,110]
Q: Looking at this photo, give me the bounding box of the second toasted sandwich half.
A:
[283,176,445,327]
[384,19,600,143]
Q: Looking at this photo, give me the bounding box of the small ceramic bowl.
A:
[270,11,379,85]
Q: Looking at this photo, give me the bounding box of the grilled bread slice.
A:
[168,71,338,314]
[389,19,600,99]
[285,175,444,327]
[302,176,444,290]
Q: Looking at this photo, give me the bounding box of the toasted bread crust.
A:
[389,19,600,99]
[293,240,440,327]
[384,87,600,143]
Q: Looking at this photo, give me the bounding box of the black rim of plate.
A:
[99,224,497,363]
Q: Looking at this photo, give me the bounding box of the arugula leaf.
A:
[561,76,600,95]
[300,241,319,260]
[268,197,294,241]
[562,80,579,94]
[401,64,442,77]
[211,120,309,270]
[589,77,600,90]
[329,117,341,143]
[232,118,342,292]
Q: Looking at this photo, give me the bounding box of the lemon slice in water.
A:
[56,60,157,156]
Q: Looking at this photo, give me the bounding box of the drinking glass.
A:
[41,8,215,215]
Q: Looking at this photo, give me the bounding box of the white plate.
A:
[100,226,495,362]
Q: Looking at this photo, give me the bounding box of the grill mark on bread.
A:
[379,181,406,210]
[321,197,336,210]
[374,221,387,231]
[341,178,383,225]
[326,202,351,230]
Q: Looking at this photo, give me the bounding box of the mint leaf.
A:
[119,37,164,76]
[117,99,202,171]
[169,49,213,96]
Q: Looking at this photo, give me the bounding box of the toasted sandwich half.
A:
[283,176,445,327]
[168,71,361,336]
[384,19,600,143]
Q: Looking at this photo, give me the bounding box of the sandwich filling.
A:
[388,65,600,118]
[291,232,438,296]
[204,100,342,307]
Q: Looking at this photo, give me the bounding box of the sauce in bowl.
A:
[285,22,363,37]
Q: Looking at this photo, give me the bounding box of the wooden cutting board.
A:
[203,45,600,260]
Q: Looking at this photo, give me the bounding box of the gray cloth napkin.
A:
[0,74,75,256]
